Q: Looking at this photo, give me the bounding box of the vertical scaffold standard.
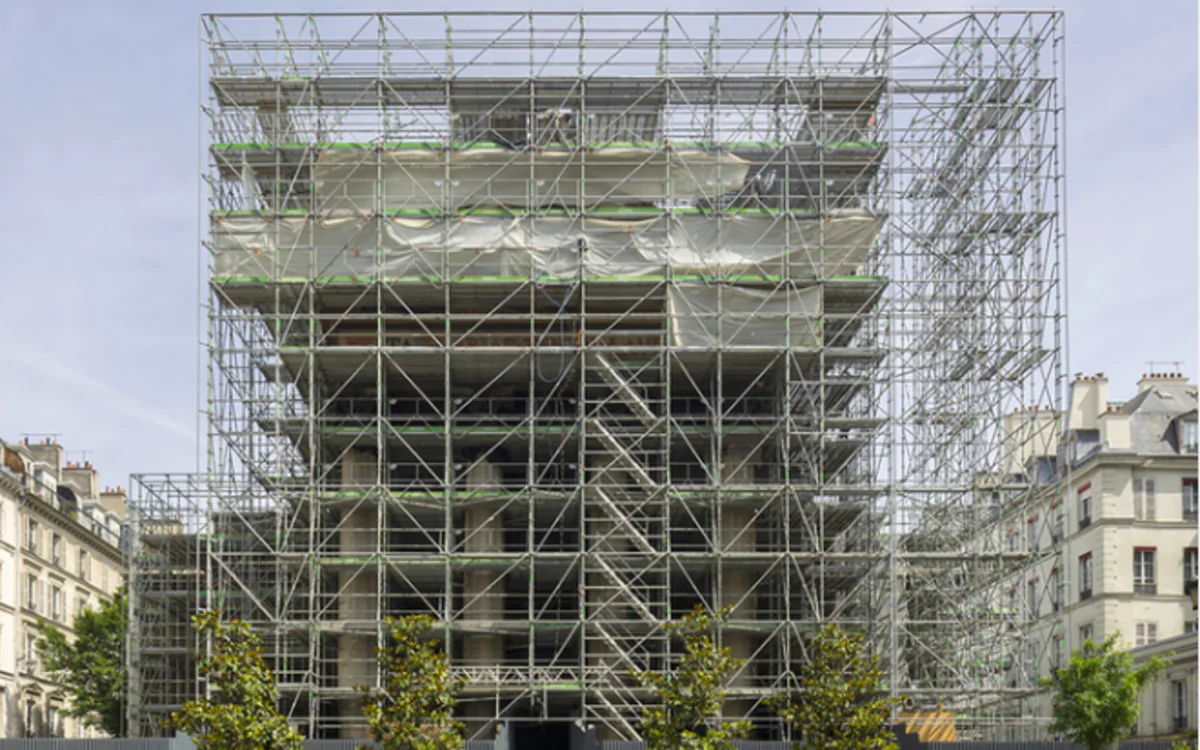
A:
[129,11,1065,742]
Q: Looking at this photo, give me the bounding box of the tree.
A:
[1041,632,1168,750]
[632,605,751,750]
[358,615,467,750]
[168,611,303,750]
[769,623,901,750]
[35,586,128,736]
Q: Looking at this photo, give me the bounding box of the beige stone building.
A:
[1131,631,1198,740]
[0,438,126,737]
[992,373,1197,739]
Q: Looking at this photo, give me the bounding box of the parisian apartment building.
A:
[997,373,1198,741]
[0,438,127,738]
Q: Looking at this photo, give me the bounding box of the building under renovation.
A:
[129,11,1066,743]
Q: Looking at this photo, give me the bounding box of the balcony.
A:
[1134,583,1157,595]
[1078,516,1091,530]
[1174,716,1188,733]
[1080,588,1093,601]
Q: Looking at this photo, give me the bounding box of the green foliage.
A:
[1041,632,1168,750]
[35,587,128,736]
[1169,731,1198,750]
[358,615,467,750]
[167,611,303,750]
[769,624,901,750]
[632,605,752,750]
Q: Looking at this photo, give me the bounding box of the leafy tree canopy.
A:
[769,623,901,750]
[359,615,467,750]
[168,611,303,750]
[633,605,751,750]
[1041,632,1168,750]
[35,586,128,736]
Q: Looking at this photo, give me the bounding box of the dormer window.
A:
[1181,420,1197,453]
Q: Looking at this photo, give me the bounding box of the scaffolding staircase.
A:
[583,351,668,738]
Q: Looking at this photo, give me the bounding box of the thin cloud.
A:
[0,349,194,441]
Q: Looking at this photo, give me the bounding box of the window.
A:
[50,588,61,622]
[1185,479,1198,522]
[1173,680,1189,731]
[1027,579,1038,618]
[51,534,61,566]
[1079,623,1094,647]
[23,633,36,666]
[1135,621,1158,647]
[23,574,36,612]
[1027,517,1039,551]
[1078,484,1093,529]
[76,594,87,617]
[77,550,89,581]
[1134,548,1156,594]
[1182,420,1198,453]
[1186,547,1198,585]
[1079,553,1093,599]
[1134,477,1156,520]
[1053,503,1065,541]
[24,519,38,554]
[1187,620,1198,634]
[1007,528,1017,552]
[1050,569,1061,611]
[47,706,57,738]
[24,700,34,737]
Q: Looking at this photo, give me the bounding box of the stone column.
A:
[462,460,505,732]
[720,444,759,720]
[337,450,377,738]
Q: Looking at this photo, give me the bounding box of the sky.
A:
[0,1,1195,489]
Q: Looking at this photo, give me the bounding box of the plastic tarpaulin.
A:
[667,285,821,348]
[211,211,880,280]
[312,147,751,210]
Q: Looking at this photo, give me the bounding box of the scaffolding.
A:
[129,11,1065,742]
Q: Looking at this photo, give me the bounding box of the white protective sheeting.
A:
[668,285,821,348]
[211,211,881,280]
[312,147,751,210]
